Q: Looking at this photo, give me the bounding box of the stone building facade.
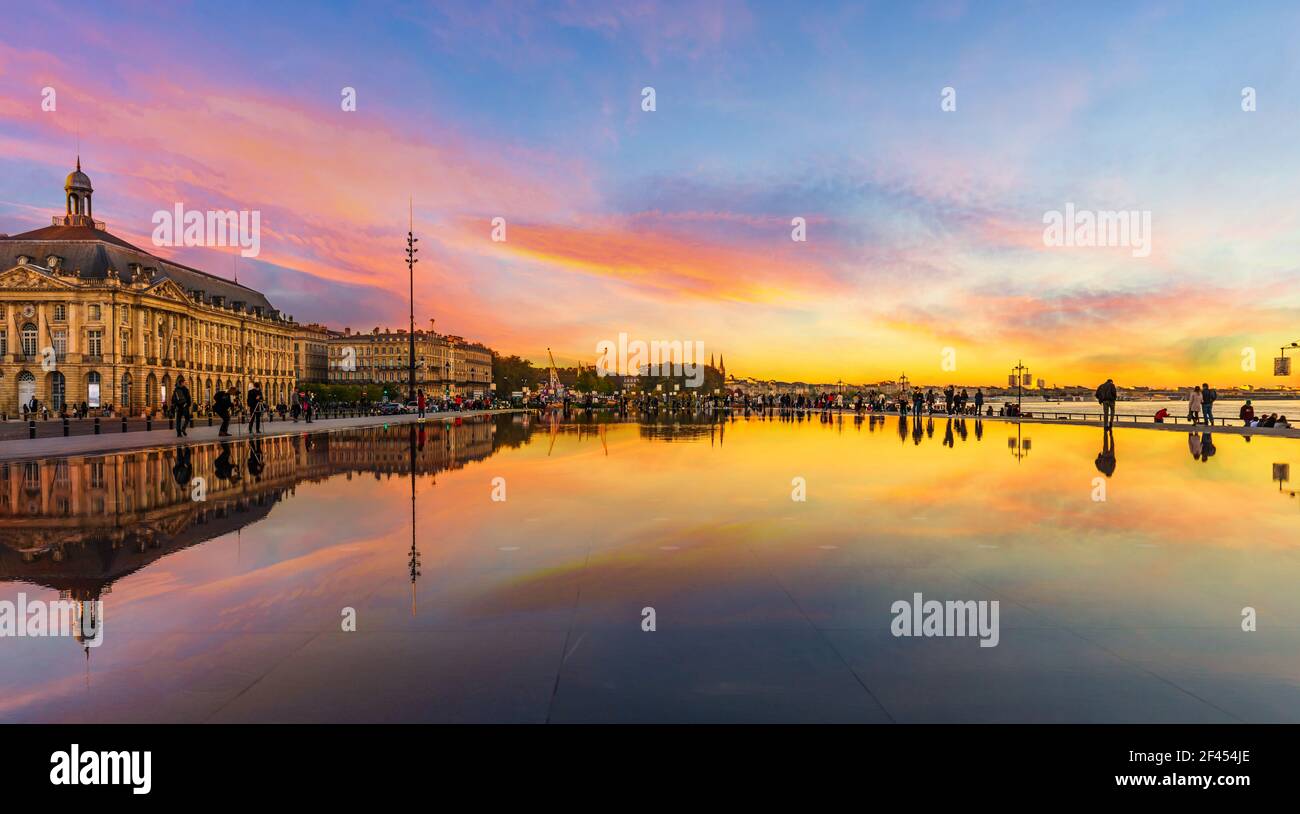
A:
[327,326,494,398]
[0,162,297,416]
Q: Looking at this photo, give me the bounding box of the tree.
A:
[493,354,542,395]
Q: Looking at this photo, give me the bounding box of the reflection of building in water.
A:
[328,419,498,477]
[0,416,517,650]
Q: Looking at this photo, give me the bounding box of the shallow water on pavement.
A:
[1,412,1298,722]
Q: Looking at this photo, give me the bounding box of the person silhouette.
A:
[1094,426,1116,477]
[171,446,193,488]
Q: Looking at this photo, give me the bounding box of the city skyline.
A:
[3,2,1300,388]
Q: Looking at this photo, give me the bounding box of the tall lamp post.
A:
[406,200,418,405]
[1010,360,1030,413]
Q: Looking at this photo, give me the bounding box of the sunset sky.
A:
[2,0,1300,387]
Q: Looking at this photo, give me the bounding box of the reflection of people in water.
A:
[1198,432,1217,461]
[214,440,242,484]
[1094,427,1116,477]
[1187,432,1202,460]
[171,446,193,488]
[943,419,955,448]
[247,439,265,479]
[974,419,983,441]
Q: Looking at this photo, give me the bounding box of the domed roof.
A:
[64,157,92,192]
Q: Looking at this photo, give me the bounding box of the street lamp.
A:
[1009,360,1030,413]
[1275,342,1300,376]
[405,200,418,405]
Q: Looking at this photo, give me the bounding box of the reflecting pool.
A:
[1,412,1298,723]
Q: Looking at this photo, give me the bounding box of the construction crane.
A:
[546,347,563,399]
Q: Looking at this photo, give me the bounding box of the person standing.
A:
[247,382,264,434]
[1095,378,1118,427]
[417,388,427,419]
[1240,400,1255,426]
[1201,382,1217,425]
[214,386,234,437]
[171,376,193,437]
[1187,386,1203,425]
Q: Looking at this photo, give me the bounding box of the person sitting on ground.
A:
[1277,415,1291,429]
[1153,407,1170,423]
[1258,413,1277,428]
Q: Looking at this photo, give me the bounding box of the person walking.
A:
[1201,382,1217,425]
[247,382,264,434]
[417,388,427,419]
[1095,378,1118,427]
[171,376,193,437]
[214,386,234,437]
[1187,386,1203,425]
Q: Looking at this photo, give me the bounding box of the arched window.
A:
[21,323,37,357]
[87,372,101,408]
[121,373,132,409]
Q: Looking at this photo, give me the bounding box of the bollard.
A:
[168,418,174,430]
[121,417,128,433]
[63,417,70,436]
[94,417,101,435]
[146,416,153,432]
[208,414,213,427]
[28,420,36,439]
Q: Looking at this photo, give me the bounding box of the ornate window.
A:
[53,303,66,321]
[21,323,37,357]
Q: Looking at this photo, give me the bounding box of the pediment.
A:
[146,277,192,303]
[0,264,79,290]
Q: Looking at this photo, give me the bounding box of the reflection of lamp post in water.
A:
[898,373,910,394]
[1008,424,1032,461]
[408,424,421,615]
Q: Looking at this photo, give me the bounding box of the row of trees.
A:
[490,353,726,396]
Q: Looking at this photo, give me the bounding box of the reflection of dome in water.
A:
[71,598,102,649]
